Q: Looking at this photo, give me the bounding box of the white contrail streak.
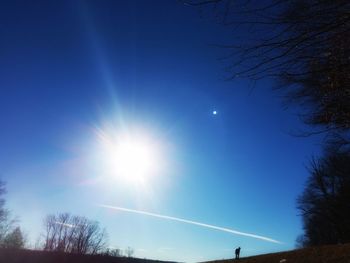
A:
[98,204,282,244]
[54,221,75,228]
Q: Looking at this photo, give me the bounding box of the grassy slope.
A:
[205,244,350,263]
[1,244,350,263]
[0,248,176,263]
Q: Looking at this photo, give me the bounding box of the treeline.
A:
[0,182,134,257]
[42,213,106,254]
[297,151,350,246]
[0,181,25,250]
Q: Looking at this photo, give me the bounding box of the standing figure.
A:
[235,247,241,259]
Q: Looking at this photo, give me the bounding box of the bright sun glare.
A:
[99,131,159,184]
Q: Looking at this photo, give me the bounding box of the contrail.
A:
[54,221,75,228]
[98,204,282,244]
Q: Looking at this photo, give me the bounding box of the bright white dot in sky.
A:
[212,110,217,115]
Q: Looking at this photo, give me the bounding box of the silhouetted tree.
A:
[295,234,308,248]
[297,151,350,246]
[104,248,123,257]
[0,181,9,238]
[1,227,25,249]
[187,0,350,147]
[42,213,107,254]
[0,181,17,245]
[0,181,6,219]
[125,246,134,257]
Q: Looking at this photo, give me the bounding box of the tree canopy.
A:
[297,151,350,246]
[188,0,350,146]
[42,213,107,255]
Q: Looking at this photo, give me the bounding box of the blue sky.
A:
[0,1,322,262]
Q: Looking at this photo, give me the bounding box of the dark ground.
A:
[204,243,350,263]
[0,248,176,263]
[2,243,350,263]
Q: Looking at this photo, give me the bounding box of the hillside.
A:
[0,248,176,263]
[205,243,350,263]
[1,244,350,263]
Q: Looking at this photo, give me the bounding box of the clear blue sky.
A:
[0,1,322,262]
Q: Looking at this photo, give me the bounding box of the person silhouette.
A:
[235,247,241,259]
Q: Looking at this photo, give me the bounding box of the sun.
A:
[99,131,159,184]
[110,138,156,181]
